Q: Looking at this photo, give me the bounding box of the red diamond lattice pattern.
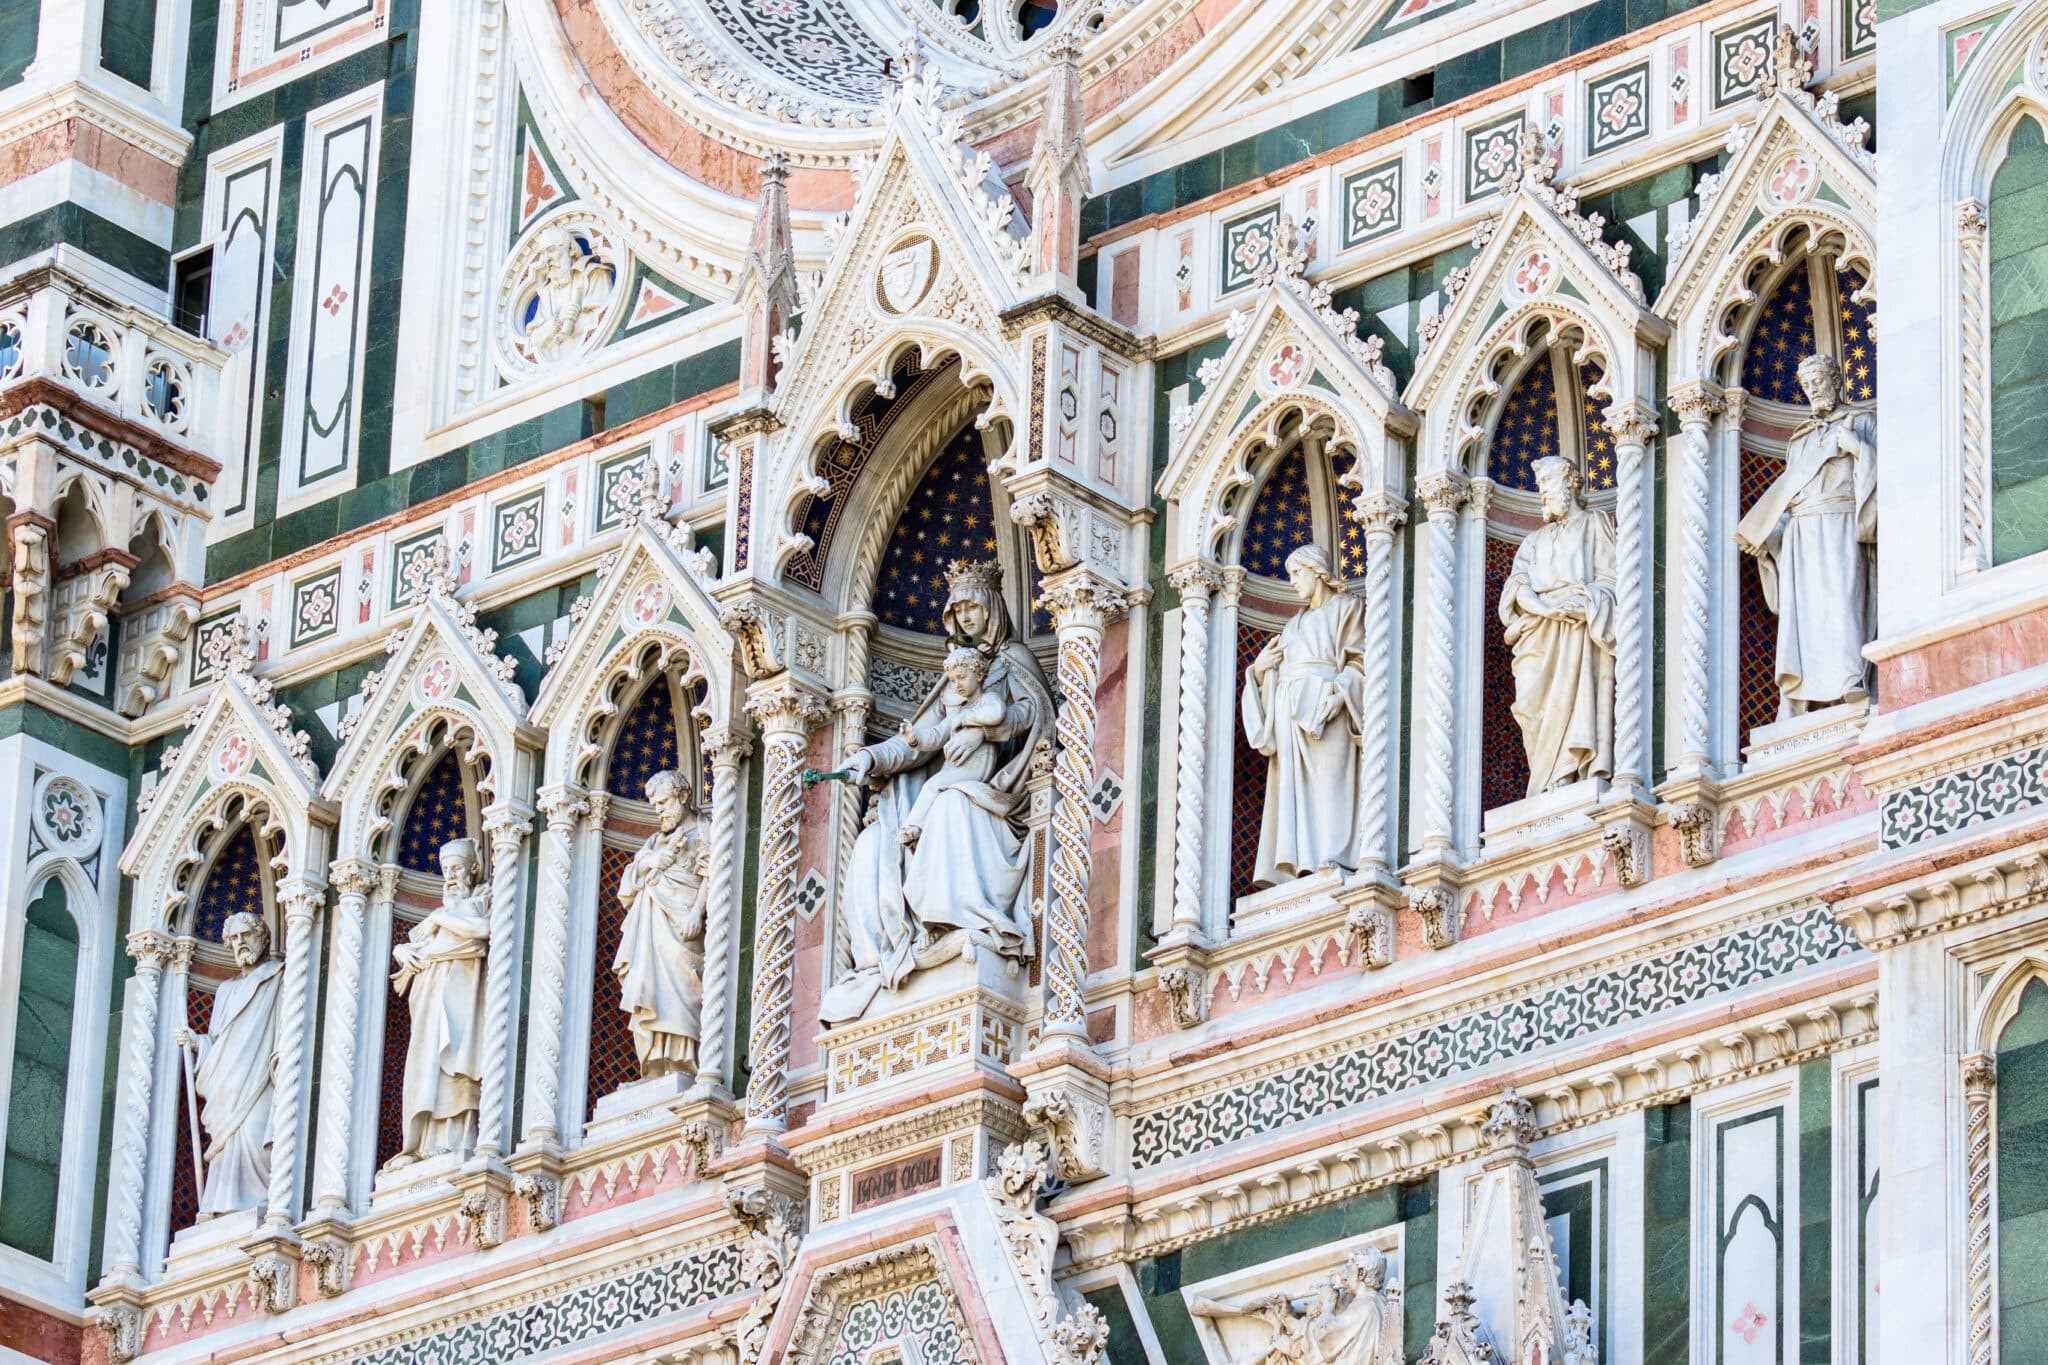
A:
[1482,535,1532,813]
[166,986,215,1238]
[586,846,639,1120]
[374,936,416,1172]
[1738,449,1783,747]
[1230,621,1278,902]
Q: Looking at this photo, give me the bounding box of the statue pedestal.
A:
[163,1207,262,1277]
[787,953,1031,1231]
[587,1071,692,1139]
[1744,699,1869,770]
[1481,776,1604,855]
[369,1149,463,1207]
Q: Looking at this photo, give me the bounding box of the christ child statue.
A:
[897,645,1007,852]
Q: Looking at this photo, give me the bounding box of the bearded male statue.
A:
[176,911,281,1215]
[613,769,708,1079]
[387,839,490,1167]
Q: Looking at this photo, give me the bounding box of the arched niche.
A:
[113,657,334,1281]
[1654,61,1875,784]
[312,584,540,1211]
[522,523,742,1150]
[1154,267,1415,951]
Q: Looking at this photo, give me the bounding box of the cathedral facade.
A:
[0,0,2036,1361]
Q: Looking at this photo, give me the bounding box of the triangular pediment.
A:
[122,661,335,931]
[770,82,1031,452]
[1655,85,1877,380]
[528,521,741,788]
[322,592,542,845]
[1404,178,1664,419]
[1159,274,1417,565]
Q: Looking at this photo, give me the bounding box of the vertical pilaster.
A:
[1165,562,1219,938]
[1413,471,1469,855]
[263,882,322,1229]
[105,930,172,1278]
[1959,200,1992,575]
[1964,1053,1997,1365]
[695,726,753,1095]
[520,785,586,1150]
[474,808,531,1160]
[832,612,877,890]
[1352,492,1407,868]
[311,861,375,1212]
[742,680,826,1136]
[1669,387,1722,774]
[1607,410,1657,791]
[1040,573,1122,1042]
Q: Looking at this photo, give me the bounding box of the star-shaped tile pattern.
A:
[1743,263,1816,405]
[1239,446,1317,578]
[1330,447,1371,579]
[192,824,267,941]
[397,751,472,875]
[608,679,683,800]
[874,426,1000,635]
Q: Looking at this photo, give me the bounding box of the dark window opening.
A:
[1402,69,1435,107]
[172,247,212,340]
[584,393,608,436]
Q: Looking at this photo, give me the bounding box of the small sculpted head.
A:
[439,838,479,895]
[222,911,269,969]
[943,644,992,696]
[1532,456,1584,523]
[1797,352,1843,414]
[1283,544,1342,604]
[644,769,687,833]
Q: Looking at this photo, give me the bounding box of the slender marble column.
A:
[311,859,376,1211]
[1607,409,1657,790]
[1413,471,1469,854]
[694,725,753,1094]
[742,681,826,1136]
[263,882,323,1230]
[1165,562,1220,938]
[1669,387,1722,774]
[1964,1053,1997,1365]
[1040,574,1122,1041]
[1351,491,1407,867]
[520,784,586,1149]
[473,808,530,1160]
[105,930,173,1277]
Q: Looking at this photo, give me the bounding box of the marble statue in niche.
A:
[175,911,280,1216]
[385,839,490,1168]
[1190,1246,1405,1365]
[817,560,1055,1026]
[1735,352,1877,716]
[613,769,708,1079]
[1498,456,1617,796]
[1240,545,1370,885]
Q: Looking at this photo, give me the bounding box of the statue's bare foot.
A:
[382,1153,417,1174]
[899,824,922,850]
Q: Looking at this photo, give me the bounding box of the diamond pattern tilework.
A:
[1838,265,1877,403]
[397,751,471,875]
[1743,264,1816,405]
[1240,447,1317,578]
[375,938,414,1172]
[586,845,639,1119]
[1490,357,1560,492]
[1882,745,2048,849]
[344,1238,742,1365]
[874,424,1000,636]
[608,679,682,801]
[193,824,266,941]
[1232,621,1278,902]
[1220,203,1282,296]
[167,985,214,1237]
[1482,536,1532,811]
[1738,449,1782,749]
[786,360,949,591]
[1129,904,1861,1168]
[1578,361,1618,491]
[1586,62,1651,157]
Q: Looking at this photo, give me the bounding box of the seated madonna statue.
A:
[818,560,1055,1026]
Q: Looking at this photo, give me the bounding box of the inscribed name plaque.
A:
[851,1147,945,1212]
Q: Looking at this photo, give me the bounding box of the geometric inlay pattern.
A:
[587,845,640,1120]
[1130,904,1862,1167]
[344,1238,743,1365]
[1881,745,2048,850]
[1712,14,1778,109]
[826,1279,974,1365]
[1341,158,1403,249]
[1220,202,1283,297]
[1586,62,1651,157]
[1737,449,1782,750]
[1464,112,1526,202]
[1232,621,1278,902]
[873,423,999,636]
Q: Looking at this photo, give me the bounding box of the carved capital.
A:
[720,601,783,679]
[376,863,403,901]
[126,929,175,973]
[329,858,379,900]
[1022,1081,1111,1182]
[1350,490,1408,537]
[277,881,324,927]
[170,936,198,973]
[1670,801,1718,868]
[1406,886,1459,950]
[1166,561,1222,603]
[1601,406,1659,448]
[745,678,829,738]
[1414,470,1469,521]
[1964,1053,1998,1094]
[1480,1087,1538,1155]
[583,793,612,832]
[247,1252,298,1314]
[1668,385,1724,428]
[1601,825,1649,889]
[1009,492,1078,574]
[1345,902,1394,970]
[1959,198,1989,238]
[457,1187,506,1251]
[513,1171,560,1233]
[483,806,531,849]
[537,784,590,832]
[703,724,756,768]
[1040,572,1127,632]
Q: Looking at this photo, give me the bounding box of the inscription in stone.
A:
[851,1147,945,1212]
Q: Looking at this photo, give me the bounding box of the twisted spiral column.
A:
[743,681,826,1136]
[1414,472,1468,853]
[312,860,377,1210]
[106,931,172,1275]
[1041,575,1119,1041]
[520,785,586,1149]
[834,613,877,893]
[1608,410,1657,789]
[1166,563,1219,937]
[1965,1054,1998,1365]
[696,726,753,1094]
[1959,200,1992,573]
[474,809,531,1160]
[1670,388,1722,772]
[1352,493,1406,867]
[263,884,323,1228]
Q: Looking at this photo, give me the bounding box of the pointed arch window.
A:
[1236,434,1371,582]
[1739,253,1879,408]
[1485,347,1619,494]
[396,750,475,874]
[0,882,77,1260]
[1992,115,2048,565]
